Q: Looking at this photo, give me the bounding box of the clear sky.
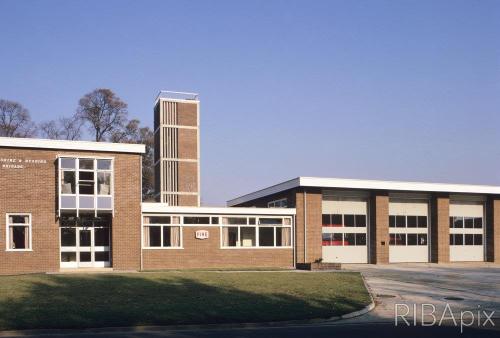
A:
[1,0,499,206]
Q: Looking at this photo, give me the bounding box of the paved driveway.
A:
[341,263,500,325]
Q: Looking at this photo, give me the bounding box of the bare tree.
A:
[76,89,128,142]
[111,119,155,200]
[39,116,82,140]
[0,99,36,137]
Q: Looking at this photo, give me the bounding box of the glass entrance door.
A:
[60,226,111,268]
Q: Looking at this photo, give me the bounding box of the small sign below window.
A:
[195,230,209,240]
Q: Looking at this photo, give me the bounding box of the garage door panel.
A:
[323,246,367,263]
[389,246,428,263]
[449,202,484,262]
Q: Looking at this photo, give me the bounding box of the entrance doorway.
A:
[60,226,111,268]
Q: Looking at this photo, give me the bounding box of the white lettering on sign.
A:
[195,230,209,240]
[0,158,48,169]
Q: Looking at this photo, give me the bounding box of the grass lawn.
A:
[0,271,371,330]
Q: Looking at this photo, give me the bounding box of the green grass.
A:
[0,271,371,330]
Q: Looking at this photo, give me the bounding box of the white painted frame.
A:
[5,213,32,252]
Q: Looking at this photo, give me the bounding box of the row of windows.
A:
[389,233,428,246]
[60,158,113,196]
[450,234,483,246]
[322,214,367,227]
[322,233,367,246]
[389,215,427,228]
[268,199,288,208]
[143,216,291,226]
[449,216,483,229]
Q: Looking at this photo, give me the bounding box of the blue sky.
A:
[1,0,499,205]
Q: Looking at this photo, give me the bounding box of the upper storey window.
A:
[59,157,114,216]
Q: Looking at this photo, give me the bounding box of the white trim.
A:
[0,137,145,154]
[227,176,500,206]
[5,213,32,251]
[142,203,296,215]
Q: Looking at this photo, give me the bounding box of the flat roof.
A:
[227,177,500,206]
[0,137,146,154]
[142,203,296,216]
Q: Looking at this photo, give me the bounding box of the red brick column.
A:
[486,198,500,262]
[431,195,450,263]
[369,193,389,264]
[295,188,322,264]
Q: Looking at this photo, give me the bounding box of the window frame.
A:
[5,213,33,252]
[142,216,183,249]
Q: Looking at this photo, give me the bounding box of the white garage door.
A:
[449,203,484,262]
[322,198,368,263]
[389,201,429,263]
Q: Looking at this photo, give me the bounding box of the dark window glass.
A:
[407,216,417,228]
[163,226,172,247]
[407,234,418,245]
[332,214,343,226]
[464,234,474,245]
[322,233,331,246]
[389,216,396,228]
[453,217,464,228]
[259,218,282,225]
[79,171,94,181]
[332,233,343,245]
[248,218,256,225]
[211,217,219,224]
[259,227,274,246]
[79,230,91,247]
[356,233,367,246]
[418,234,428,246]
[474,218,483,229]
[449,217,454,228]
[396,216,406,228]
[454,234,463,245]
[389,233,396,246]
[79,252,91,262]
[355,215,366,227]
[464,217,474,229]
[79,182,94,195]
[184,217,210,224]
[61,171,76,194]
[95,228,109,246]
[12,226,27,249]
[395,233,406,245]
[148,227,161,247]
[449,234,454,245]
[79,159,94,170]
[417,216,427,228]
[474,234,483,246]
[61,228,76,247]
[61,252,76,262]
[227,227,238,246]
[344,215,355,227]
[322,214,331,226]
[147,216,171,224]
[227,217,247,225]
[344,233,355,246]
[95,251,110,262]
[276,227,283,246]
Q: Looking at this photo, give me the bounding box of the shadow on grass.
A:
[0,273,369,330]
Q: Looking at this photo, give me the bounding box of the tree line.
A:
[0,88,154,200]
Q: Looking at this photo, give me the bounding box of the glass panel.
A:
[474,234,483,246]
[453,217,464,228]
[449,234,454,245]
[79,252,91,262]
[10,215,29,224]
[61,252,76,262]
[332,233,343,245]
[258,227,274,246]
[356,233,367,246]
[259,218,282,225]
[95,251,110,262]
[355,215,366,227]
[163,226,172,247]
[393,233,406,245]
[171,216,180,224]
[61,171,76,194]
[79,230,91,247]
[396,216,406,228]
[407,234,418,245]
[227,227,238,246]
[464,217,474,229]
[407,216,417,228]
[322,233,331,246]
[148,227,161,247]
[211,217,219,224]
[464,234,474,245]
[60,158,76,169]
[97,159,112,170]
[95,228,109,246]
[240,227,255,247]
[276,227,283,246]
[79,159,94,170]
[60,196,77,209]
[344,215,355,227]
[184,217,210,224]
[97,196,112,209]
[79,182,95,195]
[79,196,94,208]
[11,226,28,249]
[226,217,247,225]
[248,218,256,225]
[449,217,454,228]
[473,217,483,229]
[79,171,94,181]
[389,233,396,245]
[61,228,76,247]
[417,216,427,228]
[344,233,355,245]
[97,172,111,195]
[146,216,171,224]
[389,215,396,228]
[418,234,428,246]
[454,234,463,245]
[332,214,342,226]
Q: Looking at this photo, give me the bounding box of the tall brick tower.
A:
[154,91,200,206]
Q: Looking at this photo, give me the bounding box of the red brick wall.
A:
[0,147,142,274]
[295,188,322,264]
[143,226,293,269]
[430,195,450,263]
[486,198,500,263]
[369,193,389,264]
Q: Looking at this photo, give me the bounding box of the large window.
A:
[389,233,427,246]
[6,214,32,251]
[450,234,483,246]
[322,233,366,246]
[449,216,482,229]
[221,217,292,248]
[322,214,366,227]
[389,215,427,228]
[143,216,182,248]
[268,199,288,208]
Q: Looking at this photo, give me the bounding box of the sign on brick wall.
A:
[195,230,209,240]
[0,158,48,169]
